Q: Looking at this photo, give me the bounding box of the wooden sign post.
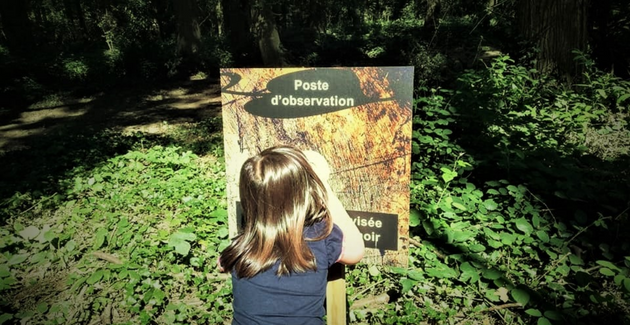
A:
[220,67,414,324]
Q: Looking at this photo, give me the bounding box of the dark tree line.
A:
[0,0,628,87]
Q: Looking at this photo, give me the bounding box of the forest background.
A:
[1,0,629,324]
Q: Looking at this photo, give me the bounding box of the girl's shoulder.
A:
[304,220,340,240]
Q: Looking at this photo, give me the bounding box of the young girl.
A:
[219,145,365,325]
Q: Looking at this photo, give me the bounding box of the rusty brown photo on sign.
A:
[221,67,413,266]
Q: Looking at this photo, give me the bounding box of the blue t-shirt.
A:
[231,222,343,325]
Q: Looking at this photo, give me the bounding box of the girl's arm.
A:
[304,150,365,264]
[324,183,365,264]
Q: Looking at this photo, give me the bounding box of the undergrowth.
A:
[1,55,629,324]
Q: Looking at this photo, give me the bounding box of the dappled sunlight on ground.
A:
[0,79,221,152]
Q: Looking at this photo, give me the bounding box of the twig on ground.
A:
[481,303,522,312]
[351,293,390,310]
[402,236,447,260]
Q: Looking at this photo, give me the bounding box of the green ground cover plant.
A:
[1,55,629,324]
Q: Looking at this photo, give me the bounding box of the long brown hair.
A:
[220,145,333,278]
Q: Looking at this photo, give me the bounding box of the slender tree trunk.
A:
[517,0,589,83]
[424,0,441,31]
[173,0,201,57]
[222,0,258,65]
[0,0,34,54]
[252,0,285,67]
[74,0,89,40]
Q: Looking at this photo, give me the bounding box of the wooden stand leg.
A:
[326,263,346,325]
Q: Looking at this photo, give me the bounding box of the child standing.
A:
[220,145,365,325]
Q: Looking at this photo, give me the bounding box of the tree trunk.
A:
[517,0,589,83]
[424,0,440,31]
[221,0,258,65]
[173,0,201,57]
[252,0,285,67]
[0,0,34,54]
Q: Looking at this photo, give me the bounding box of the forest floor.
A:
[0,77,222,153]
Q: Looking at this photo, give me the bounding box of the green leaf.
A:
[452,202,467,211]
[614,274,625,286]
[623,278,630,292]
[483,199,498,211]
[388,267,407,275]
[409,209,421,227]
[440,167,457,183]
[408,270,423,281]
[514,218,533,234]
[511,288,530,306]
[171,231,196,242]
[526,309,542,317]
[600,267,615,276]
[0,314,13,325]
[537,317,552,325]
[469,244,486,253]
[217,227,229,239]
[86,270,104,285]
[36,303,48,313]
[8,254,29,265]
[425,262,458,278]
[569,254,583,265]
[544,310,563,321]
[209,208,228,219]
[368,265,380,277]
[93,228,108,250]
[400,278,416,294]
[535,230,549,243]
[617,93,630,105]
[18,226,40,240]
[0,265,10,277]
[596,260,620,271]
[173,241,191,256]
[482,268,502,280]
[460,262,481,283]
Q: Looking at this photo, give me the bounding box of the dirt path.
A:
[0,78,222,152]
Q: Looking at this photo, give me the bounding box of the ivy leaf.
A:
[459,262,480,283]
[440,167,457,182]
[409,209,421,227]
[400,278,416,294]
[511,288,530,306]
[514,218,533,235]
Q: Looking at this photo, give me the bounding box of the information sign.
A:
[221,67,413,266]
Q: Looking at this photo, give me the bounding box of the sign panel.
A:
[221,67,413,266]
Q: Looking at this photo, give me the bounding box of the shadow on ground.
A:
[0,78,223,222]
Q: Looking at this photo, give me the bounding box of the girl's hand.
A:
[303,150,330,183]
